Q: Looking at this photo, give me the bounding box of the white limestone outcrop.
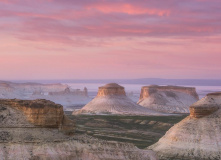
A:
[149,92,221,160]
[74,83,162,115]
[138,85,199,113]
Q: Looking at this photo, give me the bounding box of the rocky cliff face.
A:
[74,83,163,115]
[97,83,126,96]
[0,99,157,160]
[138,85,199,113]
[189,92,221,118]
[0,99,75,133]
[139,85,199,100]
[149,92,221,160]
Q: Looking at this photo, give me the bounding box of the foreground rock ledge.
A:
[0,99,157,160]
[149,92,221,160]
[138,85,199,113]
[0,99,75,133]
[74,83,162,115]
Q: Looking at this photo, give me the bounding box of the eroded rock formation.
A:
[149,92,221,160]
[0,81,91,110]
[138,85,199,113]
[0,99,157,160]
[74,83,162,115]
[97,83,126,96]
[189,92,221,118]
[0,99,75,133]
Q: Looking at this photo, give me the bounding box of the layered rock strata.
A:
[189,92,221,118]
[149,92,221,160]
[138,85,199,113]
[74,83,162,115]
[0,99,75,133]
[97,83,126,96]
[0,99,157,160]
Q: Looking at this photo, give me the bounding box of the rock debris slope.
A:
[74,83,162,115]
[0,99,157,160]
[149,92,221,160]
[138,85,199,113]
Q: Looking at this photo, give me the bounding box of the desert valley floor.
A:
[66,112,187,149]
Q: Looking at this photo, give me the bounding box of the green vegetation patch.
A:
[66,112,187,149]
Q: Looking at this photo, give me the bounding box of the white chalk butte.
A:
[149,92,221,160]
[74,83,162,115]
[138,85,199,113]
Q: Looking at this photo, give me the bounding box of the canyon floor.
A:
[66,112,187,149]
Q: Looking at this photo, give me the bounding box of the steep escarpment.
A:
[189,92,221,118]
[138,85,199,113]
[0,99,75,133]
[149,92,221,160]
[0,99,157,160]
[74,83,162,115]
[97,83,126,96]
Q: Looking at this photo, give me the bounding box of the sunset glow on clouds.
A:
[0,0,221,80]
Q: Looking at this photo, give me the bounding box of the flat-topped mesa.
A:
[0,99,75,133]
[138,85,199,113]
[0,99,63,127]
[139,85,199,100]
[74,83,162,115]
[190,92,221,118]
[97,83,126,97]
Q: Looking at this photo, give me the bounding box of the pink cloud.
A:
[86,3,170,16]
[0,0,221,79]
[0,0,220,39]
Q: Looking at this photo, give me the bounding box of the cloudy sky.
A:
[0,0,220,80]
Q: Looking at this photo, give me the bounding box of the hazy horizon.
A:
[2,78,221,81]
[2,78,221,86]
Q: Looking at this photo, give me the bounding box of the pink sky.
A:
[0,0,221,80]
